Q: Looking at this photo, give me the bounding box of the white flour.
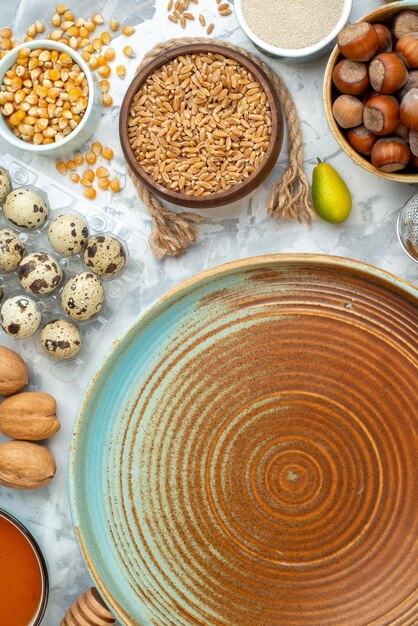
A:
[241,0,345,49]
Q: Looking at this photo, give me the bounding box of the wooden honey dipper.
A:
[61,587,116,626]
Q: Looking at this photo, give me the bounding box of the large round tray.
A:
[70,254,418,626]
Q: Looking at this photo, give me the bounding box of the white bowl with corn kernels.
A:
[0,40,100,156]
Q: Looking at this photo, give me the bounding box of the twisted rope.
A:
[127,37,315,258]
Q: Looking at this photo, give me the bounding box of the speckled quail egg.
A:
[18,252,63,295]
[61,272,105,321]
[40,318,82,360]
[3,188,48,229]
[0,167,11,204]
[48,214,89,255]
[83,235,126,276]
[0,295,42,339]
[0,228,26,271]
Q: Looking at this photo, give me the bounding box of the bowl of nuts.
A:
[119,43,283,209]
[324,2,418,183]
[0,40,100,156]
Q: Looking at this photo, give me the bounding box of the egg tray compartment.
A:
[0,154,147,383]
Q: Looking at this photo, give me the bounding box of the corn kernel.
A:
[83,168,95,182]
[61,20,74,31]
[84,43,94,53]
[56,4,68,15]
[66,159,76,170]
[116,65,126,79]
[17,47,30,59]
[51,13,61,27]
[92,37,102,52]
[69,36,78,49]
[98,80,109,94]
[34,20,45,33]
[97,55,106,67]
[109,19,119,32]
[97,177,110,190]
[84,20,95,32]
[102,93,113,107]
[67,26,80,37]
[59,52,72,65]
[104,47,115,62]
[50,29,63,40]
[123,45,135,58]
[110,178,120,192]
[9,110,26,126]
[79,38,90,48]
[42,137,54,144]
[49,68,60,81]
[101,31,111,45]
[26,24,37,37]
[122,25,135,36]
[0,38,12,50]
[23,36,33,43]
[74,151,84,165]
[63,10,74,21]
[74,17,84,27]
[84,187,96,200]
[96,166,109,178]
[85,151,96,165]
[97,64,111,78]
[70,172,80,183]
[81,50,90,62]
[102,147,114,160]
[59,37,70,46]
[80,177,92,187]
[88,55,98,69]
[0,28,12,39]
[91,141,102,155]
[92,13,104,25]
[79,26,89,38]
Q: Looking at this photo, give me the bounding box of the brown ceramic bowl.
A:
[324,1,418,183]
[119,42,283,209]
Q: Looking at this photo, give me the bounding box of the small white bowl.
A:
[0,40,101,156]
[235,0,353,62]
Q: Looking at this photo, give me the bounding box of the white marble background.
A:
[0,1,417,624]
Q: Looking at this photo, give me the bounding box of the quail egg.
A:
[0,228,26,271]
[61,272,105,321]
[48,214,89,255]
[0,167,11,203]
[18,252,63,295]
[0,295,42,339]
[83,235,126,276]
[3,188,48,229]
[40,319,82,360]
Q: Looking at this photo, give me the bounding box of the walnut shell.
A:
[0,345,29,396]
[0,391,60,441]
[0,440,56,489]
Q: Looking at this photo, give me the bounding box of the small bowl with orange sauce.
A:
[0,508,49,626]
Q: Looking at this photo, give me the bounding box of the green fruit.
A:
[312,159,352,224]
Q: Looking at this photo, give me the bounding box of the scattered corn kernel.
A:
[0,38,12,50]
[56,5,68,15]
[80,177,92,187]
[109,18,119,31]
[66,159,76,170]
[104,47,115,61]
[97,177,110,190]
[92,37,102,52]
[63,10,74,21]
[91,141,102,156]
[88,54,98,69]
[99,79,109,94]
[84,187,96,200]
[97,65,111,78]
[102,147,114,160]
[56,161,67,174]
[123,45,135,58]
[85,151,96,165]
[51,13,61,27]
[101,31,111,45]
[97,55,106,67]
[102,93,113,107]
[122,25,135,36]
[92,13,104,25]
[116,65,126,79]
[96,166,109,178]
[26,24,37,37]
[83,168,95,182]
[70,172,80,183]
[74,152,84,165]
[110,178,120,192]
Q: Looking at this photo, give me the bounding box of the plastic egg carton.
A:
[0,154,147,382]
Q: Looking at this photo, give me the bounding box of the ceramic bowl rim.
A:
[68,253,418,624]
[234,0,353,58]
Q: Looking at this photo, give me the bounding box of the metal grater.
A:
[397,194,418,264]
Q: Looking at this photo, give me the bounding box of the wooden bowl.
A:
[324,1,418,183]
[119,43,283,209]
